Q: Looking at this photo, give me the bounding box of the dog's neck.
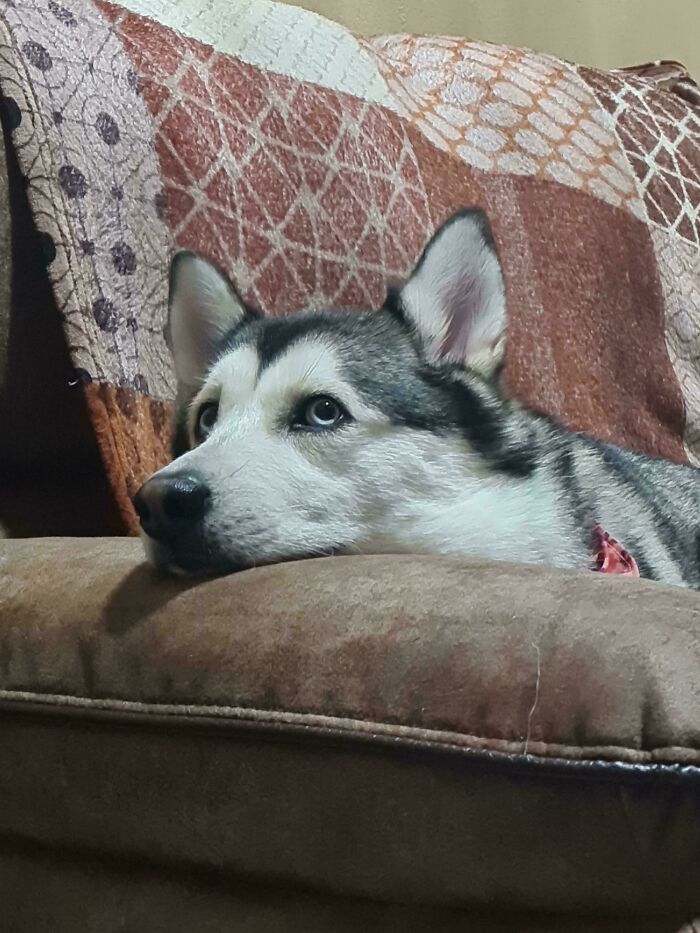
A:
[350,426,589,570]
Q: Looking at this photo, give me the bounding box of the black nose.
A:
[133,473,211,541]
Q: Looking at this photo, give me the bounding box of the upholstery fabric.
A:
[4,841,698,933]
[1,538,699,921]
[3,539,700,766]
[1,0,699,531]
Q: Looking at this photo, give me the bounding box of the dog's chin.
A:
[141,532,346,579]
[140,533,240,578]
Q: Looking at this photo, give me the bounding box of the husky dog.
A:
[134,209,700,588]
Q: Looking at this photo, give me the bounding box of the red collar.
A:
[591,524,639,577]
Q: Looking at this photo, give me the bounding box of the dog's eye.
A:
[295,395,348,432]
[195,401,219,442]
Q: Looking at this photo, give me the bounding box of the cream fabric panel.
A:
[279,0,700,78]
[120,0,391,104]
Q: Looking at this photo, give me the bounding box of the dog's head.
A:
[136,208,529,575]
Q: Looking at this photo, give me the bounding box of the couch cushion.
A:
[1,538,699,916]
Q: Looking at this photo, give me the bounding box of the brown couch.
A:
[3,537,700,933]
[1,133,700,933]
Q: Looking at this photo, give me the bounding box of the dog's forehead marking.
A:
[210,344,259,405]
[202,335,382,424]
[257,338,344,397]
[255,314,334,369]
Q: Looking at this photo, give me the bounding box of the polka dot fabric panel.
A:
[1,0,699,530]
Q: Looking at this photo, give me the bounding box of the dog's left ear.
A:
[393,208,506,375]
[166,252,255,399]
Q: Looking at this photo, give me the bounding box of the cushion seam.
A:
[1,687,699,765]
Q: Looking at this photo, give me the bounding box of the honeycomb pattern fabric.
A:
[368,35,646,218]
[1,0,699,531]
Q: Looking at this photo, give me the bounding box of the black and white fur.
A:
[135,209,700,588]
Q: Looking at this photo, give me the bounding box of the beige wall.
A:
[279,0,700,78]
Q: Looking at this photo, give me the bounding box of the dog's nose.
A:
[133,473,211,540]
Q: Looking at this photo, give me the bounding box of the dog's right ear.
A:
[389,208,506,376]
[166,252,255,399]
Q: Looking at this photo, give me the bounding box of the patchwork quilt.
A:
[1,0,699,531]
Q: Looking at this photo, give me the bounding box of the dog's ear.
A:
[393,208,506,375]
[166,252,253,398]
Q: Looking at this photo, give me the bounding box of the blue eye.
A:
[294,395,349,431]
[195,401,218,441]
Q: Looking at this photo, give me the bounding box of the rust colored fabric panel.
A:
[83,384,173,533]
[118,14,432,313]
[582,66,700,247]
[504,177,684,460]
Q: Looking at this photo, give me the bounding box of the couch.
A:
[1,1,699,929]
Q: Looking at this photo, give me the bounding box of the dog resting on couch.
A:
[134,209,700,588]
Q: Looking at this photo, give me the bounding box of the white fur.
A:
[352,432,586,569]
